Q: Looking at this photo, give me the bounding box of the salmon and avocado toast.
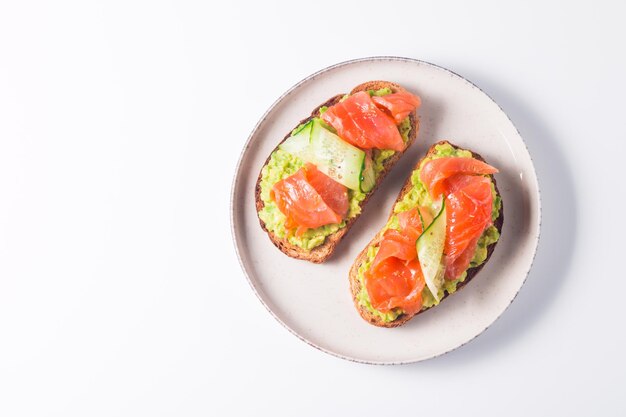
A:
[255,81,421,263]
[350,141,503,327]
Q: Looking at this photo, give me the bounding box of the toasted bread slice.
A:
[255,81,420,263]
[349,141,504,327]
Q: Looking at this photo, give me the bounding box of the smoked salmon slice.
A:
[445,235,480,282]
[304,163,349,217]
[321,91,406,152]
[419,157,495,280]
[365,207,426,313]
[420,157,498,198]
[443,175,493,279]
[370,208,424,270]
[371,230,417,271]
[270,163,348,236]
[371,91,422,124]
[364,257,425,315]
[397,206,424,241]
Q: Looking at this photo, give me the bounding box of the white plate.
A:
[231,57,541,364]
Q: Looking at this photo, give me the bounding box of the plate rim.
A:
[230,56,542,365]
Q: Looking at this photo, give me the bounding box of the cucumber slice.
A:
[279,121,313,157]
[308,119,365,191]
[416,199,446,303]
[360,153,376,193]
[279,118,367,191]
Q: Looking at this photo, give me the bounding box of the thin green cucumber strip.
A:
[279,121,313,157]
[416,198,446,302]
[360,153,376,193]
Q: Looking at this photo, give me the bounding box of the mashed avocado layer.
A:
[356,143,502,322]
[258,88,411,250]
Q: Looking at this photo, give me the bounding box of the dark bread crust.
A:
[348,141,504,327]
[255,81,420,263]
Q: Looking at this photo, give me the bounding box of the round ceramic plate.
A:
[231,57,541,364]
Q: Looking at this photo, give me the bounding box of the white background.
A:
[0,1,623,416]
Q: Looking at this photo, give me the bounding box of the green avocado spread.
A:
[258,88,411,250]
[356,143,502,322]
